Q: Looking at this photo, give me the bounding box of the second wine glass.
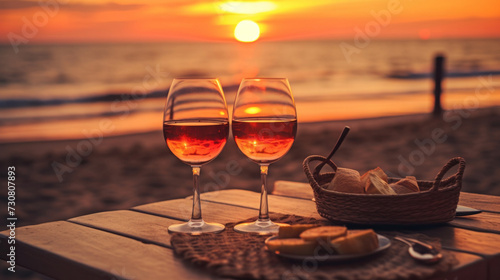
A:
[232,78,297,234]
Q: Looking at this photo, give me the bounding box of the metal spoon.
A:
[395,236,443,264]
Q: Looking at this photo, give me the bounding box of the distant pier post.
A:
[432,54,445,116]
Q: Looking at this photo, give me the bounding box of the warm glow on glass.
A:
[219,1,277,14]
[244,106,261,115]
[234,20,260,42]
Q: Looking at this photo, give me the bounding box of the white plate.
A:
[265,234,391,261]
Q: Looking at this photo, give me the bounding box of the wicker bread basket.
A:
[303,156,466,225]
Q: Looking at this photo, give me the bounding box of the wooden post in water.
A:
[432,54,445,116]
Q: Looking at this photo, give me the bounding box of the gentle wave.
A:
[386,70,500,79]
[0,83,486,112]
[0,89,166,109]
[0,84,242,110]
[0,107,163,126]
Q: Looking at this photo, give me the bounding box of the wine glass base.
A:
[168,219,225,235]
[233,219,288,234]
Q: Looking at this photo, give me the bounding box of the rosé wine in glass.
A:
[163,120,228,165]
[232,119,296,164]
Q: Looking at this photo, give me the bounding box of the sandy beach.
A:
[1,106,498,230]
[0,106,499,279]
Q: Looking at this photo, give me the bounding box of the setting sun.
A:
[234,20,260,43]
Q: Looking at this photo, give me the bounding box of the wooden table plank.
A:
[133,198,259,224]
[458,192,500,213]
[69,210,177,248]
[0,221,212,280]
[199,189,322,219]
[274,180,314,199]
[69,199,264,251]
[417,227,500,280]
[449,212,500,234]
[428,251,487,280]
[67,198,278,256]
[415,226,500,257]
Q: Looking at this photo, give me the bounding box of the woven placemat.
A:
[170,214,457,280]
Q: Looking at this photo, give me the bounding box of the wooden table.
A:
[1,181,499,280]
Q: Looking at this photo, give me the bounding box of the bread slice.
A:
[266,238,318,256]
[372,167,389,182]
[365,173,396,195]
[398,176,420,191]
[389,183,412,194]
[300,226,347,242]
[330,229,379,255]
[390,176,419,194]
[361,167,388,186]
[278,224,318,239]
[326,168,364,193]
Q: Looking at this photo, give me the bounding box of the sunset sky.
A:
[1,0,499,43]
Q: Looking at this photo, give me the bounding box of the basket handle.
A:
[431,157,466,191]
[303,155,338,192]
[313,156,338,177]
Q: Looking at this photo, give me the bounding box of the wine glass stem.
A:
[191,166,202,221]
[258,164,270,221]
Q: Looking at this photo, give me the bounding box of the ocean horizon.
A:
[1,38,499,142]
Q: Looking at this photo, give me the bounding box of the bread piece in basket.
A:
[303,156,466,225]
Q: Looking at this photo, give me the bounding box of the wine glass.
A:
[232,78,297,234]
[163,78,229,234]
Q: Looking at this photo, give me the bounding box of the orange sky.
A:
[1,0,499,43]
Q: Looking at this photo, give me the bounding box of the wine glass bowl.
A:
[232,78,297,234]
[164,121,228,165]
[163,78,229,234]
[232,119,296,164]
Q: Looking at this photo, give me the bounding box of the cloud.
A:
[0,0,144,11]
[187,0,334,16]
[0,0,39,9]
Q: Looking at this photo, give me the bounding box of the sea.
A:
[1,38,499,143]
